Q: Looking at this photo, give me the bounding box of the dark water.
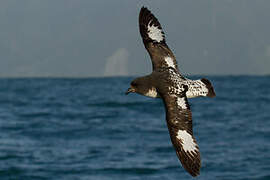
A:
[0,76,269,180]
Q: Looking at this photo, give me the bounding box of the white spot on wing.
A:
[164,56,175,68]
[145,88,158,98]
[147,21,164,42]
[177,97,187,109]
[176,130,198,154]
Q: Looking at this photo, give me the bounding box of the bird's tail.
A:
[185,78,216,98]
[200,78,216,97]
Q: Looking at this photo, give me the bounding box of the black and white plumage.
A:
[126,7,216,177]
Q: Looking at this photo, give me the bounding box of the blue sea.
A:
[0,76,269,180]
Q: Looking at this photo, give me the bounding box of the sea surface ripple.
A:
[0,76,269,180]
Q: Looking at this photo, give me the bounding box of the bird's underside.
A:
[126,7,216,177]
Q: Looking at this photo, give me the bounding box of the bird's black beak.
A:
[125,87,135,95]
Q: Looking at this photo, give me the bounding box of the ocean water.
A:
[0,76,269,180]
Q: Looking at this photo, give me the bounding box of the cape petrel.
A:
[126,7,216,177]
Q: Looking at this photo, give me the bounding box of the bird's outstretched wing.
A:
[139,7,179,72]
[161,90,201,177]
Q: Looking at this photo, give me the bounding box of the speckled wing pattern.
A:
[162,94,201,176]
[160,69,201,177]
[139,7,179,72]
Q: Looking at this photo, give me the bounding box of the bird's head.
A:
[125,77,148,96]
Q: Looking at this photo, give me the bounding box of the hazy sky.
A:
[1,0,270,77]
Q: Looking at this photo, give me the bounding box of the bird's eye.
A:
[131,82,137,87]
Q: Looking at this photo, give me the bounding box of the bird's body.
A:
[126,7,216,177]
[136,68,215,99]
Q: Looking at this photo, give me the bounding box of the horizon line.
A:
[0,74,269,79]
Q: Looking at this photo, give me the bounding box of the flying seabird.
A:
[126,7,216,177]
